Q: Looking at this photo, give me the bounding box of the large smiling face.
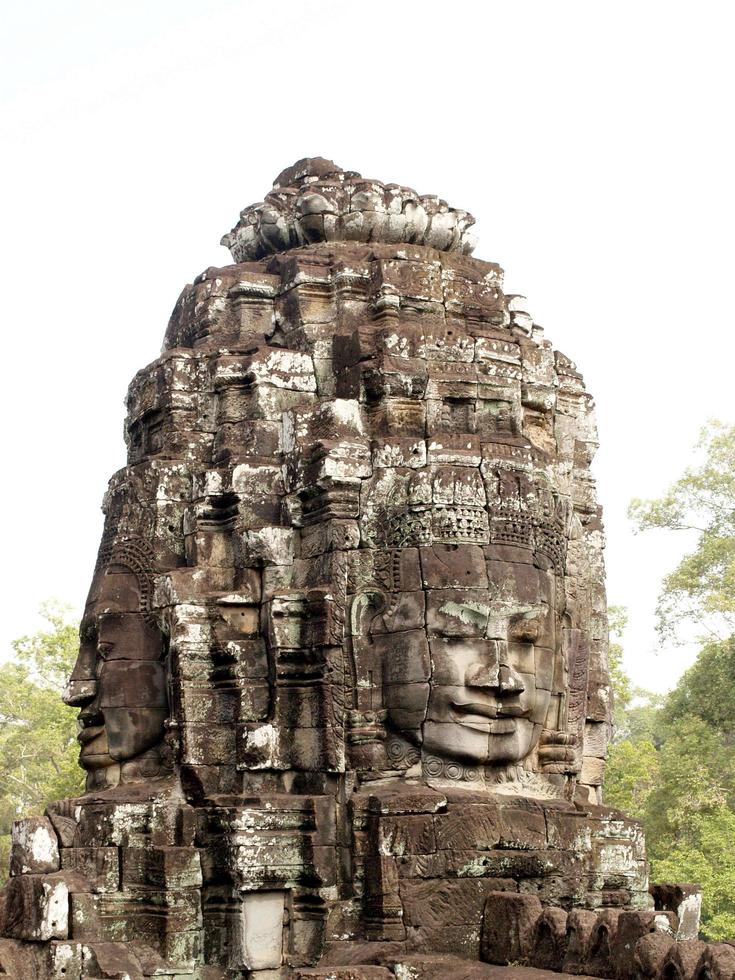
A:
[380,546,559,770]
[64,565,168,776]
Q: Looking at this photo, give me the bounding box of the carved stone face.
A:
[64,565,168,774]
[378,545,559,770]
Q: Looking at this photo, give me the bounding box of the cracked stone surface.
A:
[0,159,705,979]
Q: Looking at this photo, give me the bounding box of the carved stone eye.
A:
[508,613,541,643]
[96,641,113,660]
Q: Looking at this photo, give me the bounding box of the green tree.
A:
[661,637,735,741]
[607,605,633,734]
[603,604,735,938]
[607,607,663,745]
[644,717,735,845]
[615,422,735,938]
[604,737,659,819]
[605,607,662,817]
[0,603,85,882]
[644,716,735,940]
[629,421,735,643]
[651,806,735,941]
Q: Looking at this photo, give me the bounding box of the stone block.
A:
[377,815,437,857]
[0,938,45,979]
[658,938,708,980]
[435,805,502,851]
[585,720,612,759]
[182,724,237,765]
[694,943,735,980]
[49,942,84,979]
[585,908,623,978]
[480,891,541,964]
[240,891,285,971]
[366,787,447,817]
[70,889,201,961]
[395,954,512,978]
[46,811,79,848]
[496,800,548,851]
[60,847,120,892]
[651,883,702,941]
[374,629,430,685]
[287,912,326,968]
[82,940,149,979]
[3,873,68,941]
[632,932,676,979]
[530,907,568,971]
[121,846,202,889]
[10,817,60,876]
[425,589,495,637]
[545,806,593,853]
[563,908,599,975]
[612,910,677,980]
[301,519,361,557]
[419,543,488,589]
[403,879,516,960]
[369,591,426,634]
[293,970,392,979]
[581,755,606,787]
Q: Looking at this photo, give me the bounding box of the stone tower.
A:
[1,159,701,979]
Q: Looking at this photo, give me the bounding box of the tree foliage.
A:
[651,807,735,942]
[629,421,735,642]
[607,606,632,732]
[661,637,735,741]
[606,627,735,939]
[604,736,659,820]
[0,602,84,882]
[615,420,735,938]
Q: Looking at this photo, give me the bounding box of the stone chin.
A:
[101,706,168,764]
[77,708,168,771]
[79,747,116,771]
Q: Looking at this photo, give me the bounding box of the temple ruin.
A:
[0,159,715,978]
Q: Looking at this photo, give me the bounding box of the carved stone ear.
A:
[348,591,388,637]
[346,592,390,774]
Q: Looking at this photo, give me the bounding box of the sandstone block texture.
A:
[0,158,705,977]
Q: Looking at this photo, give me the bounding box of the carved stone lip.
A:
[78,724,104,745]
[452,701,526,719]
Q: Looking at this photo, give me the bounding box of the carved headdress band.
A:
[370,466,570,571]
[95,535,157,626]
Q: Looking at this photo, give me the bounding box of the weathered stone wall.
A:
[0,159,698,979]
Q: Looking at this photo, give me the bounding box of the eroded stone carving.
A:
[64,541,169,789]
[221,157,477,263]
[0,158,704,979]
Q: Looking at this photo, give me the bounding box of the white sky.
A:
[1,0,733,693]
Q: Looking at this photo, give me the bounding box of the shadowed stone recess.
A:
[0,160,708,978]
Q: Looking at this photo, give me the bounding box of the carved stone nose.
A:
[498,664,525,695]
[465,639,505,688]
[62,677,97,707]
[465,661,500,688]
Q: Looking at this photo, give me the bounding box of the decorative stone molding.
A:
[221,157,477,262]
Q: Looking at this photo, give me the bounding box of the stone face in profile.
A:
[4,159,685,978]
[64,556,168,787]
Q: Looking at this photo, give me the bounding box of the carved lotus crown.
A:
[221,157,477,262]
